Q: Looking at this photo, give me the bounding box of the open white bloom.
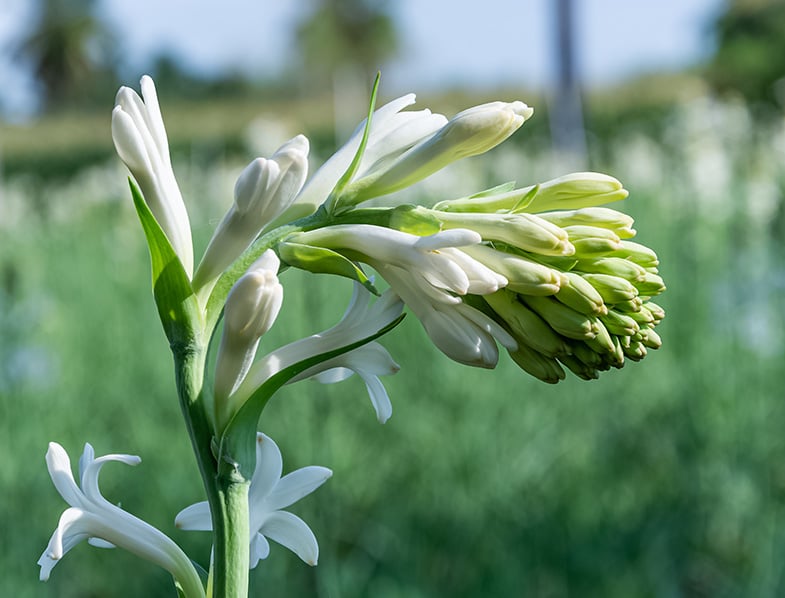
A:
[274,94,448,225]
[213,251,284,417]
[39,442,204,598]
[291,225,507,304]
[112,75,194,277]
[193,136,309,291]
[228,283,403,423]
[377,262,518,368]
[175,433,331,567]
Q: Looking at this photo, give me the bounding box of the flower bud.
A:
[214,251,283,418]
[345,101,533,202]
[519,172,628,213]
[462,245,562,296]
[193,137,309,292]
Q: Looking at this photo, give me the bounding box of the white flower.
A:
[377,262,518,368]
[273,94,448,225]
[228,283,403,423]
[39,442,204,598]
[112,76,194,277]
[344,100,534,203]
[193,136,309,291]
[175,433,331,567]
[213,251,284,420]
[291,225,507,304]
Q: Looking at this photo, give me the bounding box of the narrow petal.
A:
[250,533,271,569]
[174,501,212,531]
[249,433,283,503]
[359,373,394,423]
[266,466,332,512]
[45,443,86,509]
[260,511,320,566]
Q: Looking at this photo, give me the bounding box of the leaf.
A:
[278,241,379,295]
[510,184,540,213]
[389,205,442,236]
[468,181,516,198]
[129,179,202,345]
[219,313,404,478]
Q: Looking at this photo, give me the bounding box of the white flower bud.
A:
[214,251,283,412]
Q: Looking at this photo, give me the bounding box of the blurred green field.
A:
[2,90,785,597]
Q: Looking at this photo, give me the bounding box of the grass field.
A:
[2,89,785,596]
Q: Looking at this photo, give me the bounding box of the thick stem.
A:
[173,338,252,598]
[211,464,251,597]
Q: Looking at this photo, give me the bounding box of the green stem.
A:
[173,338,251,598]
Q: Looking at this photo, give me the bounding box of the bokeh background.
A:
[2,0,785,596]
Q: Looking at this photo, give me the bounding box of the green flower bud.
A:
[554,271,607,316]
[633,272,666,297]
[600,309,640,336]
[645,301,666,323]
[575,257,648,283]
[538,207,636,239]
[435,211,574,256]
[462,245,562,296]
[610,240,659,269]
[582,273,639,304]
[557,353,600,380]
[564,225,622,258]
[484,290,571,357]
[508,343,566,384]
[522,295,599,340]
[518,172,628,213]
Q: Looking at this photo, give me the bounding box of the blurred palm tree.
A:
[295,0,399,137]
[13,0,118,111]
[706,0,785,108]
[296,0,398,88]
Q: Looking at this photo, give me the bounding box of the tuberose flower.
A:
[227,282,403,425]
[112,76,194,277]
[38,442,204,598]
[175,433,331,567]
[213,250,284,420]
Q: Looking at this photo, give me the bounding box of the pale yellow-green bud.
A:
[553,271,607,316]
[462,245,562,296]
[564,225,622,257]
[436,211,574,256]
[610,240,659,269]
[575,257,648,283]
[582,273,639,304]
[538,207,636,239]
[645,301,666,323]
[518,172,628,213]
[633,272,667,296]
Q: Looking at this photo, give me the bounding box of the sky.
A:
[0,0,725,118]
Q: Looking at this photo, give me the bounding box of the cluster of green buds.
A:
[431,175,666,382]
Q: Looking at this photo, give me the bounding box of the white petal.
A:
[312,367,355,384]
[81,452,141,507]
[265,466,332,511]
[174,501,212,531]
[46,443,84,508]
[454,302,519,351]
[249,433,282,502]
[359,373,393,423]
[260,511,320,566]
[249,532,271,569]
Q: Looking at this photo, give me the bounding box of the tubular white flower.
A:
[291,224,507,304]
[344,101,534,203]
[225,283,404,423]
[272,94,448,225]
[38,443,204,598]
[193,136,309,291]
[377,263,518,368]
[175,433,331,567]
[112,75,194,277]
[213,251,284,421]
